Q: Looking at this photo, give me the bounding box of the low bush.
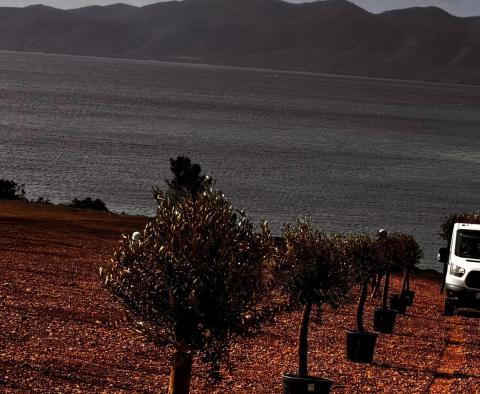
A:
[68,197,108,212]
[0,179,25,200]
[33,196,51,204]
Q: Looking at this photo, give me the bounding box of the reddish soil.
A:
[1,200,480,393]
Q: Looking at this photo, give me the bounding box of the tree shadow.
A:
[391,331,441,342]
[456,309,480,319]
[373,361,434,375]
[445,337,480,347]
[374,361,480,379]
[433,371,480,380]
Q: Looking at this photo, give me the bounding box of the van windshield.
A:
[455,230,480,259]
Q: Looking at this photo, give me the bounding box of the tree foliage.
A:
[379,232,423,274]
[165,156,213,202]
[440,212,480,243]
[345,233,379,285]
[277,219,351,309]
[275,219,352,378]
[391,233,423,271]
[101,186,273,367]
[0,179,25,200]
[345,233,380,332]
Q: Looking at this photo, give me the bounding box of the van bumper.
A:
[446,284,480,308]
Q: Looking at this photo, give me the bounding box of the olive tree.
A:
[396,233,423,297]
[101,186,273,394]
[346,233,379,332]
[377,230,393,311]
[277,219,351,379]
[379,232,417,312]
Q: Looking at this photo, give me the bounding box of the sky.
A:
[0,0,479,17]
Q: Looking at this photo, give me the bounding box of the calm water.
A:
[1,50,480,271]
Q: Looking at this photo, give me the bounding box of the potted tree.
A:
[398,234,423,306]
[373,230,399,332]
[387,233,412,315]
[277,220,351,394]
[346,233,381,362]
[101,183,273,394]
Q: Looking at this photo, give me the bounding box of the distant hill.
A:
[0,0,479,84]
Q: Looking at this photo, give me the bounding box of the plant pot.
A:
[390,294,407,314]
[373,308,397,333]
[282,374,332,394]
[346,331,378,363]
[401,290,415,306]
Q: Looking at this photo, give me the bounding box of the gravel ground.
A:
[1,201,478,393]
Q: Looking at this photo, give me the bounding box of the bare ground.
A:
[1,200,479,393]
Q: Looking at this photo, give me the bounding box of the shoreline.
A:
[2,49,479,89]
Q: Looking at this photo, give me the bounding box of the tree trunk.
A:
[298,302,312,378]
[382,269,390,310]
[169,348,193,394]
[401,268,410,292]
[441,236,453,292]
[371,274,383,299]
[357,281,368,333]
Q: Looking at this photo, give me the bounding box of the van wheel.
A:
[444,300,455,316]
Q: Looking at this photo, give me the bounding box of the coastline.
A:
[1,49,479,88]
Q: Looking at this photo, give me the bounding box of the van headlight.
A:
[449,264,466,277]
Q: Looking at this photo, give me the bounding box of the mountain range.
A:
[0,0,479,84]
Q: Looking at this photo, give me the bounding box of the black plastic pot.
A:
[401,290,415,306]
[283,374,332,394]
[373,308,397,333]
[346,331,378,363]
[390,294,407,314]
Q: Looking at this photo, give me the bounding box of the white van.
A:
[438,222,480,316]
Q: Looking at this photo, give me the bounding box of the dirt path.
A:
[428,318,467,393]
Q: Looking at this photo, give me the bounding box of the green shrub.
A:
[440,212,480,244]
[0,179,25,200]
[68,197,108,212]
[33,196,51,204]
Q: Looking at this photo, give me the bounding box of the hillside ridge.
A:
[0,0,479,83]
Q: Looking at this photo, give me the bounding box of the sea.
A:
[1,50,480,271]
